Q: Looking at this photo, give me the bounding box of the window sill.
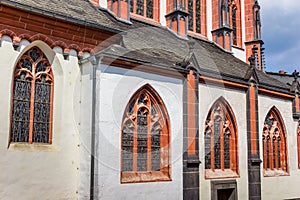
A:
[121,171,171,183]
[263,169,289,177]
[188,31,207,39]
[130,13,160,25]
[232,45,244,51]
[8,142,59,152]
[205,169,239,179]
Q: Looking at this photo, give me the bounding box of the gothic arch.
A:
[120,84,170,183]
[204,96,238,179]
[10,46,54,144]
[262,106,288,176]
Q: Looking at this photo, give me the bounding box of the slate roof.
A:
[0,0,129,32]
[0,0,292,93]
[114,20,290,92]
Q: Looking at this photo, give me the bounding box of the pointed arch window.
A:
[262,107,288,176]
[121,85,170,183]
[10,47,53,144]
[204,97,238,179]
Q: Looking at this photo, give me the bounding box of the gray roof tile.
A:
[1,0,291,93]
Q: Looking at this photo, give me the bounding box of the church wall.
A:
[259,95,300,200]
[95,64,183,200]
[198,84,249,200]
[0,38,80,199]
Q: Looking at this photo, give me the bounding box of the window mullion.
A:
[133,0,137,14]
[220,117,225,170]
[281,136,286,171]
[269,132,274,170]
[28,66,36,144]
[144,0,147,17]
[263,137,267,169]
[194,0,197,32]
[133,98,138,172]
[48,81,54,144]
[147,100,152,171]
[210,112,215,171]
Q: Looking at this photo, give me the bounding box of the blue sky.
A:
[260,0,300,73]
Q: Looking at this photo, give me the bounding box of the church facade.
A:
[0,0,299,199]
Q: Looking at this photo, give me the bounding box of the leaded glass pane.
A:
[277,139,281,168]
[136,0,144,16]
[130,0,134,13]
[36,62,47,73]
[151,121,160,171]
[196,0,201,33]
[232,8,237,45]
[146,0,153,18]
[122,119,134,171]
[30,48,41,62]
[224,133,230,168]
[137,108,148,171]
[33,77,51,143]
[266,139,270,168]
[21,59,32,71]
[214,117,221,169]
[188,0,193,31]
[204,130,211,169]
[11,75,31,142]
[272,139,276,168]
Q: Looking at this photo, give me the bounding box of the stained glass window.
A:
[204,97,238,176]
[188,0,201,33]
[11,47,53,144]
[121,85,170,183]
[130,0,156,19]
[232,7,237,45]
[262,107,288,175]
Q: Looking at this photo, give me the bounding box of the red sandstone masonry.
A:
[0,5,119,54]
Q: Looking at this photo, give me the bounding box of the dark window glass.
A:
[11,47,53,144]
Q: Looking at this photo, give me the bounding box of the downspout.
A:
[89,55,100,200]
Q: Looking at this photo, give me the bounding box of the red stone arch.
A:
[10,46,54,144]
[204,96,239,179]
[262,106,288,176]
[120,84,170,183]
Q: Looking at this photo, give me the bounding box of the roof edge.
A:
[0,0,122,34]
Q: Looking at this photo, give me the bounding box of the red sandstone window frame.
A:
[297,120,300,169]
[229,0,242,48]
[120,85,171,183]
[204,97,239,179]
[187,0,207,37]
[10,47,54,144]
[130,0,160,23]
[262,107,288,177]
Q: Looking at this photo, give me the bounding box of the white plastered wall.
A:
[0,38,80,199]
[199,84,249,200]
[259,95,300,200]
[91,64,184,200]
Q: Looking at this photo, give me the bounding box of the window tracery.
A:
[204,97,238,178]
[121,85,170,183]
[262,107,288,176]
[11,47,53,144]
